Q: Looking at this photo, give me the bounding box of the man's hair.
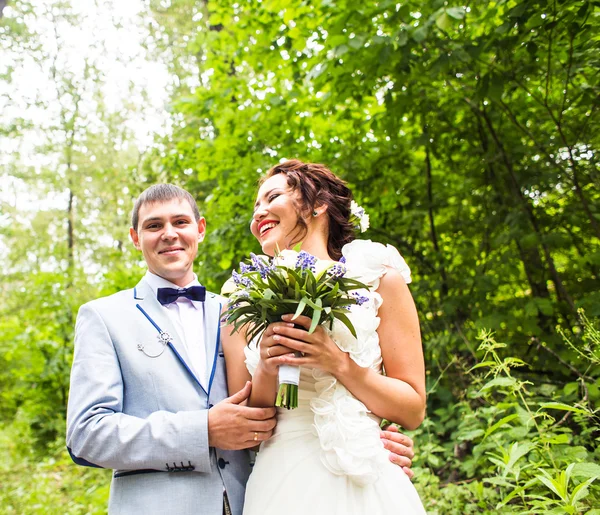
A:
[131,184,200,231]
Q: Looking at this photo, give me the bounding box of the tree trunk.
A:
[423,123,449,297]
[480,109,578,317]
[476,116,555,331]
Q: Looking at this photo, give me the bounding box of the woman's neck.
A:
[292,233,332,261]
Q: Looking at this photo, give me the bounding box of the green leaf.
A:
[328,35,347,47]
[479,376,517,392]
[484,414,519,439]
[293,297,308,319]
[397,30,408,46]
[412,26,428,43]
[333,310,357,338]
[333,44,348,57]
[309,307,322,333]
[458,428,485,441]
[537,469,567,501]
[539,402,590,416]
[435,12,452,31]
[571,476,597,504]
[469,360,497,371]
[571,463,600,479]
[446,7,465,19]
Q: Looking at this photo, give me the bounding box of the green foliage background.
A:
[1,0,599,512]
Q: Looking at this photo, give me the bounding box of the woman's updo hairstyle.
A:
[262,159,356,261]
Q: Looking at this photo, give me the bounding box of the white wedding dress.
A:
[241,240,426,515]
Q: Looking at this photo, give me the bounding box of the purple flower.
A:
[240,262,254,273]
[351,291,369,306]
[339,256,346,264]
[327,263,346,278]
[250,253,273,279]
[295,251,317,273]
[232,270,242,284]
[232,270,252,287]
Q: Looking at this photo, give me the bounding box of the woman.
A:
[222,160,426,514]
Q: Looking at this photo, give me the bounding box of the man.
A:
[67,184,415,515]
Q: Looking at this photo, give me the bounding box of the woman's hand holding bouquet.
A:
[222,247,367,409]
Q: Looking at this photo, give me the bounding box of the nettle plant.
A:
[412,312,600,514]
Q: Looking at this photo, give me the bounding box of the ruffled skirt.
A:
[242,391,425,515]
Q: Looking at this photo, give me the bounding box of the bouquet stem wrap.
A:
[276,363,301,409]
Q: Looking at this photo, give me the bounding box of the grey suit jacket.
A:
[66,278,251,515]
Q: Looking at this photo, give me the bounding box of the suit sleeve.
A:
[66,302,212,473]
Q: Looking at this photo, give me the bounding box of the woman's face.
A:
[251,174,305,256]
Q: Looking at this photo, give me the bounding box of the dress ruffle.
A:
[342,239,412,286]
[244,240,412,486]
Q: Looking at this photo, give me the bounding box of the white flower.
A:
[350,200,362,217]
[350,200,369,233]
[220,277,237,295]
[272,248,298,267]
[360,213,370,232]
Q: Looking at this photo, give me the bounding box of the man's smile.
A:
[158,246,185,255]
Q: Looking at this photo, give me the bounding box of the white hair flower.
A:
[350,200,370,233]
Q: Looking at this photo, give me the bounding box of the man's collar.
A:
[144,271,201,294]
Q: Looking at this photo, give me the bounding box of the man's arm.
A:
[66,303,275,472]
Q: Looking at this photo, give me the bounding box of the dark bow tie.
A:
[157,286,206,305]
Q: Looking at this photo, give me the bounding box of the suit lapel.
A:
[134,279,204,392]
[203,293,222,395]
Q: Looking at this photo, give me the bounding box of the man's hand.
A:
[208,381,277,450]
[381,425,415,479]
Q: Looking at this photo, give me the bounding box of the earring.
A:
[312,211,318,217]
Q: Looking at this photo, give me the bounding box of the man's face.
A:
[130,199,206,287]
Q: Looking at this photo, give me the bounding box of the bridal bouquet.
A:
[222,248,368,409]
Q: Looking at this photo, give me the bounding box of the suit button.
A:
[218,458,228,469]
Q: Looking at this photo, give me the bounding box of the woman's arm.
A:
[274,267,426,429]
[221,313,294,408]
[221,321,253,398]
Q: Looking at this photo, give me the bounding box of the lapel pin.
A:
[137,331,173,358]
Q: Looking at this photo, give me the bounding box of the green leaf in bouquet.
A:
[260,303,268,322]
[223,249,366,346]
[298,295,323,312]
[329,280,340,299]
[337,277,369,291]
[246,321,267,343]
[248,274,267,288]
[285,267,304,288]
[294,278,301,297]
[267,272,286,292]
[309,304,323,333]
[293,297,308,319]
[306,271,317,296]
[332,309,358,338]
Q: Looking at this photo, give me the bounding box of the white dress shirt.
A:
[144,271,206,388]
